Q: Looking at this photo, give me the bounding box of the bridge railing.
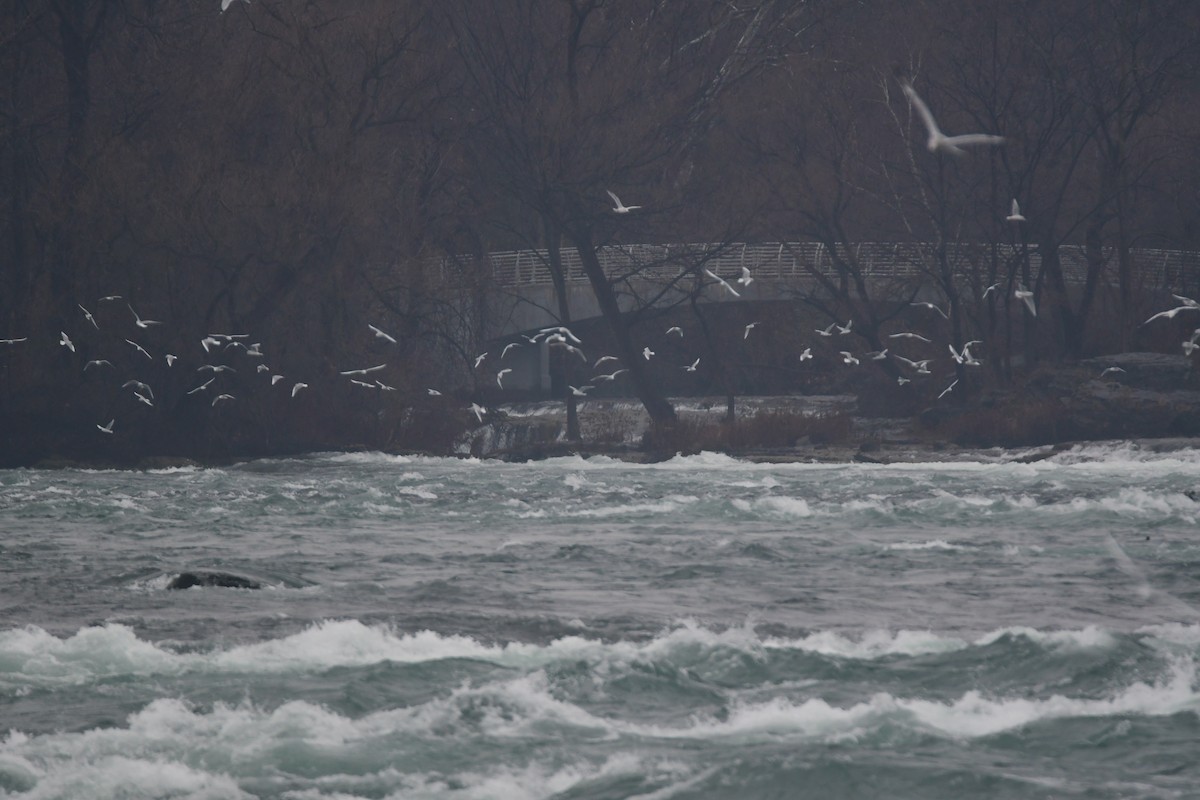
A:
[476,242,1200,290]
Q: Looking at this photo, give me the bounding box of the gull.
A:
[938,379,959,399]
[1142,305,1198,325]
[165,354,177,366]
[666,326,683,337]
[593,369,628,382]
[496,368,512,388]
[470,402,486,423]
[836,320,853,335]
[642,346,654,360]
[949,343,982,366]
[97,419,115,434]
[122,380,153,398]
[799,347,812,361]
[743,322,759,339]
[815,323,836,337]
[704,268,741,298]
[870,349,889,361]
[547,337,587,361]
[79,304,99,329]
[271,374,285,385]
[1184,340,1199,356]
[889,332,932,343]
[256,364,270,373]
[211,394,235,406]
[187,377,215,395]
[291,382,308,397]
[60,332,75,352]
[349,379,376,388]
[737,266,754,287]
[606,189,641,214]
[900,80,1005,156]
[840,351,859,366]
[221,0,249,12]
[897,376,911,386]
[340,363,386,376]
[894,355,932,373]
[98,295,122,303]
[134,391,153,407]
[474,353,487,369]
[911,301,949,319]
[125,339,151,359]
[1100,366,1126,377]
[427,388,441,396]
[981,282,1002,299]
[128,304,161,328]
[1006,198,1026,223]
[1172,294,1200,309]
[569,385,591,396]
[376,381,396,391]
[594,355,620,368]
[0,337,27,344]
[501,342,520,359]
[1015,284,1037,316]
[683,357,700,372]
[540,326,582,344]
[200,336,222,352]
[245,343,263,357]
[198,364,236,374]
[84,359,112,371]
[368,323,396,344]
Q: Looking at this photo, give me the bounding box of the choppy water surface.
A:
[2,443,1200,799]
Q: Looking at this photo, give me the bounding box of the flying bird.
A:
[642,346,655,360]
[900,80,1005,156]
[840,351,860,366]
[835,320,853,335]
[683,357,700,372]
[98,295,122,303]
[981,282,1002,299]
[540,326,582,344]
[593,369,628,382]
[84,359,112,371]
[815,323,836,337]
[198,364,235,374]
[889,332,932,343]
[737,267,754,287]
[1014,284,1037,317]
[211,394,235,406]
[427,388,442,396]
[666,326,683,337]
[496,368,512,388]
[97,419,115,434]
[165,354,177,366]
[221,0,249,12]
[704,269,741,298]
[78,304,98,329]
[474,353,488,369]
[606,190,641,214]
[501,342,521,359]
[470,402,486,423]
[134,391,153,407]
[569,385,591,396]
[122,380,153,398]
[291,382,308,398]
[594,355,620,368]
[910,301,949,319]
[743,322,759,340]
[0,337,27,344]
[938,379,959,399]
[128,304,161,329]
[1100,366,1126,377]
[368,323,397,344]
[187,378,215,395]
[798,347,813,361]
[1006,198,1026,223]
[60,332,75,352]
[340,363,386,376]
[125,339,152,359]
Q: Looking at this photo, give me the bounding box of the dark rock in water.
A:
[167,571,263,590]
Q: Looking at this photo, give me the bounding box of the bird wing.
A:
[900,81,941,139]
[606,190,622,207]
[944,133,1005,148]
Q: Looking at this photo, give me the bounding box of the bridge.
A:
[461,242,1200,392]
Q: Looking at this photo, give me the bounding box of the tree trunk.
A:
[567,225,675,425]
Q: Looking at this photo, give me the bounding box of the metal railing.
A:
[467,242,1200,290]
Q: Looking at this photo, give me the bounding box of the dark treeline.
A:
[2,0,1199,463]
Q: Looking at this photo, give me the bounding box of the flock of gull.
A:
[6,80,1195,440]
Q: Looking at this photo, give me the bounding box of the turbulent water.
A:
[3,443,1200,799]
